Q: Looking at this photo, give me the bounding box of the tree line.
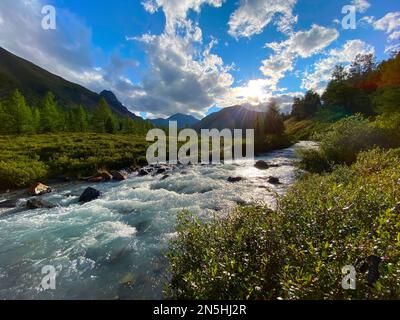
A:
[290,52,400,120]
[0,90,153,135]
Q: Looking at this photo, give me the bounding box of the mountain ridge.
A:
[0,47,140,119]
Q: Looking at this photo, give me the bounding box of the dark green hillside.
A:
[0,47,139,119]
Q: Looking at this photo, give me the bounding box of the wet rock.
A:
[135,220,152,234]
[28,182,52,196]
[228,177,244,183]
[160,175,170,181]
[156,167,167,174]
[87,171,113,183]
[120,273,135,286]
[255,160,269,170]
[112,171,128,181]
[87,176,105,183]
[26,198,56,210]
[79,187,101,203]
[268,176,281,185]
[138,168,151,176]
[0,199,17,208]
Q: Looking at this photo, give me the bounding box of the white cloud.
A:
[302,40,375,93]
[388,30,400,41]
[142,0,224,34]
[228,0,297,39]
[374,12,400,34]
[351,0,370,13]
[260,25,339,91]
[372,12,400,54]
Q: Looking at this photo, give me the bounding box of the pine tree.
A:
[31,107,41,133]
[40,92,61,133]
[91,98,112,133]
[264,103,284,135]
[6,89,33,134]
[75,106,89,132]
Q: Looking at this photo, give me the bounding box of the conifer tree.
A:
[6,89,33,134]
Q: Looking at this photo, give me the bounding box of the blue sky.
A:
[0,0,399,118]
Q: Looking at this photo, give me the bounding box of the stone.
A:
[28,182,52,196]
[79,187,101,203]
[26,198,56,210]
[228,177,244,183]
[112,171,128,181]
[268,177,281,185]
[254,160,269,170]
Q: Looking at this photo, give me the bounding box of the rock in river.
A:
[28,182,52,196]
[254,160,269,170]
[79,187,102,203]
[228,177,244,183]
[268,176,281,185]
[112,171,128,181]
[26,198,56,210]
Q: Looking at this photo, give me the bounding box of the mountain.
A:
[0,47,140,119]
[151,113,200,128]
[194,105,266,131]
[99,90,141,119]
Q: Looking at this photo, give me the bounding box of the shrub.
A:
[166,148,400,299]
[0,159,48,189]
[299,114,394,173]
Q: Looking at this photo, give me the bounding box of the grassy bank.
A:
[166,147,400,299]
[0,133,149,190]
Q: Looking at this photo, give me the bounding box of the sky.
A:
[0,0,399,119]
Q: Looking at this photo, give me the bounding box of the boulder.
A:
[100,171,113,181]
[28,182,52,196]
[0,199,17,208]
[138,168,151,176]
[268,176,281,185]
[26,198,56,210]
[112,171,128,181]
[161,175,170,181]
[155,167,167,175]
[79,187,101,203]
[254,160,269,170]
[88,176,105,183]
[87,171,112,183]
[228,177,244,183]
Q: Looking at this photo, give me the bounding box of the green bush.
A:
[166,148,400,300]
[0,159,48,189]
[0,133,149,189]
[298,114,398,173]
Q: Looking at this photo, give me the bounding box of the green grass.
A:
[166,148,400,300]
[0,133,149,189]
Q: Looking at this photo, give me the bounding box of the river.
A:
[0,141,314,299]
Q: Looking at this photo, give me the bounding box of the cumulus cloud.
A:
[302,40,375,93]
[142,0,224,34]
[351,0,371,13]
[228,0,297,39]
[260,25,339,91]
[119,0,235,118]
[372,12,400,54]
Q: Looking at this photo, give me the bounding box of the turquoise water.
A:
[0,142,313,299]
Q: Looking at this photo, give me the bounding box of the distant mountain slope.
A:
[151,113,200,128]
[0,47,140,119]
[194,105,266,130]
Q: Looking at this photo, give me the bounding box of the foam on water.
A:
[0,142,314,299]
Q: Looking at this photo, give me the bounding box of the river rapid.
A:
[0,141,314,299]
